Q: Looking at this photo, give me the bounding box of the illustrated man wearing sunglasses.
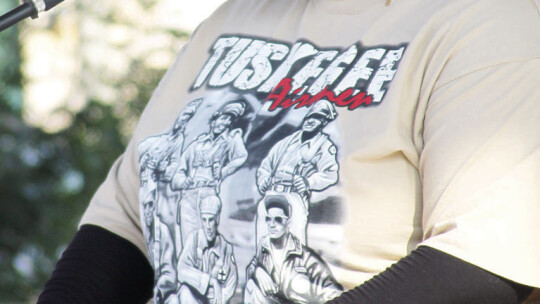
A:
[244,194,342,304]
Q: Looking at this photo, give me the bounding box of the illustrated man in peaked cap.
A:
[172,100,248,245]
[256,99,339,245]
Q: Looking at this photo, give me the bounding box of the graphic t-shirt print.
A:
[138,35,406,304]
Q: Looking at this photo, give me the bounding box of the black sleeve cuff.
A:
[326,246,533,304]
[37,224,153,304]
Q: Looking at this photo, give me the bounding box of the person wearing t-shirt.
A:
[37,0,540,303]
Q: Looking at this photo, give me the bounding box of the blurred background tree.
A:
[0,0,223,302]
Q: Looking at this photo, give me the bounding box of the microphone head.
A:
[43,0,64,11]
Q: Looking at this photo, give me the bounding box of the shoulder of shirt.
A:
[229,128,243,138]
[449,0,538,47]
[185,228,202,244]
[219,235,235,252]
[316,132,336,147]
[193,0,305,35]
[419,0,540,89]
[196,133,209,142]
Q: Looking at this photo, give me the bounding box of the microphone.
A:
[0,0,65,32]
[43,0,65,11]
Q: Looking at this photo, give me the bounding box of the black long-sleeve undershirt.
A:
[37,225,153,304]
[327,246,533,304]
[38,225,533,304]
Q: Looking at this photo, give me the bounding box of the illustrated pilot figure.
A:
[244,194,343,304]
[139,98,202,250]
[177,196,238,304]
[256,99,339,244]
[141,190,179,304]
[172,100,248,243]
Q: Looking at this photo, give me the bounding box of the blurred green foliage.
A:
[0,27,127,301]
[0,1,188,301]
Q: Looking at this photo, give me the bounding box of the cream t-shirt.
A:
[81,0,540,301]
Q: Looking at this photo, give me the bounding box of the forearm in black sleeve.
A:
[327,246,533,304]
[37,224,153,304]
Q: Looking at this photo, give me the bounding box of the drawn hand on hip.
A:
[293,175,309,193]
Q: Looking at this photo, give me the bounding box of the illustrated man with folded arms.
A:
[177,195,238,304]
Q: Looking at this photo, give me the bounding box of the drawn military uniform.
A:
[172,101,248,243]
[244,232,342,304]
[141,191,179,304]
[139,99,202,251]
[177,196,238,304]
[256,100,339,244]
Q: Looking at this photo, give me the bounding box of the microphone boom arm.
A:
[0,0,65,32]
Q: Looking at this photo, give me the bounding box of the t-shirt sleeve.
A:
[419,50,540,289]
[417,0,540,288]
